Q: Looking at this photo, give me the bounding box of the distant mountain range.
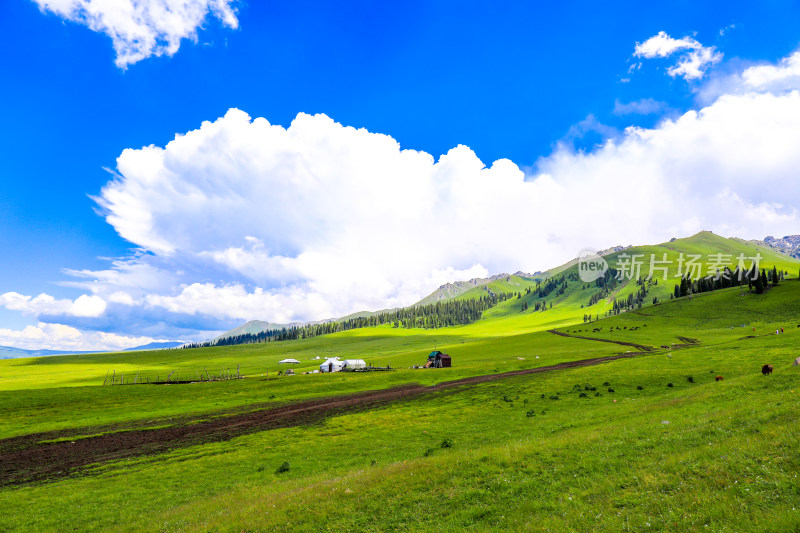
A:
[0,345,98,359]
[123,341,185,351]
[748,235,800,259]
[0,341,184,359]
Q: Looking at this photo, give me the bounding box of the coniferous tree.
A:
[679,277,690,297]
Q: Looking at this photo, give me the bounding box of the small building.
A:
[342,359,367,370]
[320,357,344,373]
[427,351,452,368]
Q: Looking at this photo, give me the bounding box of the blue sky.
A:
[2,0,800,350]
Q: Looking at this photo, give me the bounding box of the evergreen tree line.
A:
[672,265,784,298]
[610,282,650,315]
[536,274,570,299]
[522,299,551,312]
[185,292,514,349]
[515,272,577,313]
[606,275,657,316]
[585,268,619,307]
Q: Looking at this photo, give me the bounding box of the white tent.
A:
[320,357,344,373]
[342,359,366,370]
[278,358,301,364]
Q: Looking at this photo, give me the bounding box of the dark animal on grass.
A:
[715,375,724,381]
[761,364,773,375]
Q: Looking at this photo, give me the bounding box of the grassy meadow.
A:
[1,233,799,531]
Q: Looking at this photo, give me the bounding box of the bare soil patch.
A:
[0,353,637,487]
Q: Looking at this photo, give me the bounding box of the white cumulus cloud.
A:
[634,31,722,80]
[0,292,106,317]
[32,0,238,68]
[0,322,162,352]
[705,51,800,98]
[85,74,800,331]
[741,52,800,91]
[8,48,800,349]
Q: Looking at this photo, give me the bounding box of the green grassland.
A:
[1,233,799,531]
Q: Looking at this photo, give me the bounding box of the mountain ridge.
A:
[213,231,799,344]
[746,235,800,259]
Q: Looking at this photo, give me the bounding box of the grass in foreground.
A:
[0,235,798,531]
[1,336,798,531]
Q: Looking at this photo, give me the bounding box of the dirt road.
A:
[548,329,655,351]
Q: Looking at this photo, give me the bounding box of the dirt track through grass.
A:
[547,329,655,351]
[0,352,639,487]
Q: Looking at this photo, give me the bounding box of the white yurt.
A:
[320,357,344,373]
[342,359,367,370]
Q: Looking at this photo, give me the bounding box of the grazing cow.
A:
[715,375,724,381]
[762,364,774,375]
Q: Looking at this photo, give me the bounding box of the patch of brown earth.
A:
[0,353,637,487]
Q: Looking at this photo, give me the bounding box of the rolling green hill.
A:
[479,231,798,321]
[209,232,798,350]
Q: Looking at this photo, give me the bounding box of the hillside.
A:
[213,320,293,341]
[414,272,523,305]
[479,231,799,322]
[209,232,800,347]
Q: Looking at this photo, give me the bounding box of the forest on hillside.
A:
[185,291,515,348]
